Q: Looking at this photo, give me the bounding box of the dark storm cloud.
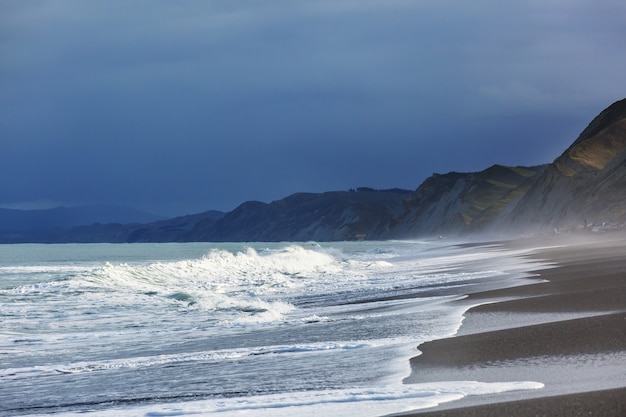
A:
[1,0,625,216]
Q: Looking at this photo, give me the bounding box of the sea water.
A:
[0,241,545,416]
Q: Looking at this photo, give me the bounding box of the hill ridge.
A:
[1,98,624,242]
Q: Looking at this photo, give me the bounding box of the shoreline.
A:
[396,231,626,416]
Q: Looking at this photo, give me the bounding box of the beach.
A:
[2,237,624,416]
[398,232,626,416]
[3,240,553,417]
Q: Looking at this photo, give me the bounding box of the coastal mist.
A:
[0,241,545,417]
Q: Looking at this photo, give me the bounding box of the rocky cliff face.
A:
[501,98,626,234]
[375,164,547,239]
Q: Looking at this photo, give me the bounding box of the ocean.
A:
[0,240,545,417]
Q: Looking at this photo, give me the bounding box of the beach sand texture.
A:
[398,232,626,416]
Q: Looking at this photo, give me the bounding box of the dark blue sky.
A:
[1,1,625,217]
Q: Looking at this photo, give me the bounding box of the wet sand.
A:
[397,232,626,416]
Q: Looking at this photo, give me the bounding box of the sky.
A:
[1,0,625,217]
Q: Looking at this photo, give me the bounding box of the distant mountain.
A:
[201,188,412,242]
[0,205,163,232]
[124,210,226,243]
[500,98,626,234]
[0,190,407,243]
[2,99,624,243]
[0,210,225,244]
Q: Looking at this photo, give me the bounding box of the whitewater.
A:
[0,241,546,416]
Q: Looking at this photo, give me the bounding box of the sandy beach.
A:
[397,232,626,416]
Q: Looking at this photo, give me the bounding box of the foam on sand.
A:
[21,381,544,417]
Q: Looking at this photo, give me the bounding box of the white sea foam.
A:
[20,381,544,417]
[2,245,352,326]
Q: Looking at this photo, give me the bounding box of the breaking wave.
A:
[3,245,376,326]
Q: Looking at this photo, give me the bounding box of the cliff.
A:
[501,98,626,234]
[376,164,547,239]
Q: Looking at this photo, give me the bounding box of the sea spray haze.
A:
[1,241,546,416]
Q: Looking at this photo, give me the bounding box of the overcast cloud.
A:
[1,0,625,216]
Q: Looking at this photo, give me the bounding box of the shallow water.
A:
[0,241,545,416]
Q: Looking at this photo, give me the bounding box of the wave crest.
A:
[49,245,352,324]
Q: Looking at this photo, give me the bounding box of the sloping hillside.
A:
[201,188,411,242]
[503,98,626,233]
[377,164,546,238]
